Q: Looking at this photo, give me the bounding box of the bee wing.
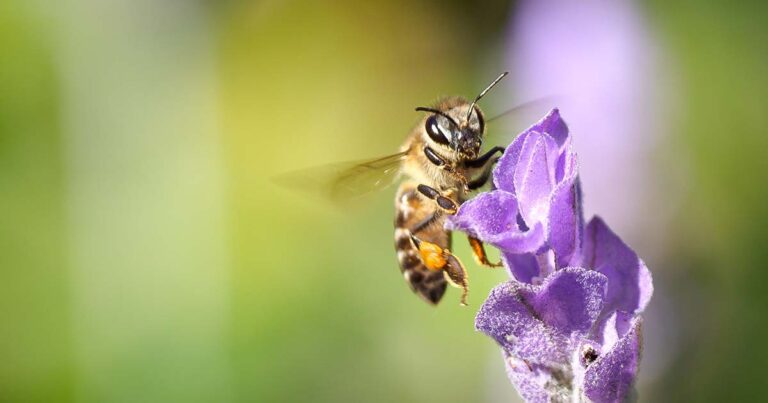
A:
[483,96,559,142]
[485,96,558,124]
[274,150,408,204]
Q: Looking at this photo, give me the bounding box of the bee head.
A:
[418,104,485,159]
[415,72,508,160]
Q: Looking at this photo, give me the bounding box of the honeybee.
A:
[284,72,531,306]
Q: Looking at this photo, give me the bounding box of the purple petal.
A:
[501,252,540,284]
[547,172,582,268]
[531,267,607,335]
[446,190,518,238]
[513,133,559,227]
[475,268,607,364]
[598,311,634,351]
[583,319,642,403]
[582,217,653,314]
[493,129,531,192]
[554,134,577,183]
[446,191,545,254]
[491,222,545,254]
[527,108,569,147]
[504,353,551,403]
[476,281,571,364]
[493,109,568,196]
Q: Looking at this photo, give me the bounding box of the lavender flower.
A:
[447,110,653,403]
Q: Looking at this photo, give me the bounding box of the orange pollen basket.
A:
[418,241,447,271]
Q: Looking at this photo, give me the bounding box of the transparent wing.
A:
[274,150,408,204]
[483,96,559,143]
[486,96,558,124]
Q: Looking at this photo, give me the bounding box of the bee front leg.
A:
[466,146,504,190]
[468,236,503,268]
[465,146,504,169]
[410,235,469,306]
[467,160,497,190]
[416,184,458,215]
[423,146,469,191]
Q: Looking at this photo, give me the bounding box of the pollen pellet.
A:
[418,241,447,271]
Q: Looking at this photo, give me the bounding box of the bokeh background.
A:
[1,0,767,402]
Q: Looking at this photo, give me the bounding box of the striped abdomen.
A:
[393,181,451,304]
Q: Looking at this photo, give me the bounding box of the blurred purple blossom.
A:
[447,110,652,402]
[507,0,674,242]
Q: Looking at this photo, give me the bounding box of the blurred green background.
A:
[1,1,766,402]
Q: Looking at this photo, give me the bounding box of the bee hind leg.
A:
[468,236,503,268]
[442,253,469,306]
[410,235,469,306]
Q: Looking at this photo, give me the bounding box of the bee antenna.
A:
[415,107,459,127]
[465,71,509,122]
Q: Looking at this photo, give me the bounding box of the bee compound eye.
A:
[475,109,485,132]
[425,115,450,145]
